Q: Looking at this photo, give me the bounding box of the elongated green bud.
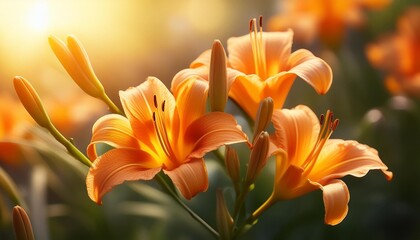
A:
[225,146,240,195]
[216,189,233,240]
[209,40,228,112]
[245,131,270,186]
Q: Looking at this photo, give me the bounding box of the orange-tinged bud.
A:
[13,76,51,128]
[225,146,240,194]
[209,39,228,112]
[48,34,104,98]
[13,206,35,240]
[216,189,233,240]
[253,97,273,144]
[245,131,270,185]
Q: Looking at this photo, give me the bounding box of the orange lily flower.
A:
[366,7,420,97]
[268,0,391,47]
[265,105,392,225]
[86,77,248,203]
[173,17,332,119]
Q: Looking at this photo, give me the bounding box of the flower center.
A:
[249,16,267,79]
[302,110,339,175]
[152,94,177,169]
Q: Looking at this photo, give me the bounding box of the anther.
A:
[153,95,158,108]
[332,119,340,131]
[259,15,263,28]
[249,19,253,32]
[152,112,156,122]
[161,100,166,112]
[320,114,325,125]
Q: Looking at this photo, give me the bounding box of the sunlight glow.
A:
[27,2,49,33]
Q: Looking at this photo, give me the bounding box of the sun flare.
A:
[27,2,49,33]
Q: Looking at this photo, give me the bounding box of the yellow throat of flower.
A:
[302,110,339,176]
[152,95,178,169]
[249,16,268,80]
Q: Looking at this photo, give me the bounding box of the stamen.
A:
[302,110,339,174]
[151,95,177,168]
[248,16,267,79]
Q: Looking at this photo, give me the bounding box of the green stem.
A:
[234,193,276,238]
[101,93,123,115]
[47,123,92,167]
[232,183,250,221]
[155,173,220,239]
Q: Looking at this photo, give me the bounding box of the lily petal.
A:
[318,179,350,225]
[164,158,208,199]
[264,72,299,110]
[227,31,293,75]
[270,106,320,166]
[87,114,139,160]
[86,148,161,204]
[171,66,209,95]
[286,49,333,94]
[185,112,249,159]
[119,77,176,150]
[228,75,265,118]
[174,78,208,131]
[310,139,393,182]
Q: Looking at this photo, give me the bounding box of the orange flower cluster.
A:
[367,7,420,97]
[13,16,392,237]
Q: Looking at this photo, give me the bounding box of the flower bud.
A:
[13,76,51,128]
[209,39,228,112]
[253,97,273,144]
[225,146,240,194]
[49,34,104,98]
[216,189,233,240]
[245,131,270,186]
[13,206,35,240]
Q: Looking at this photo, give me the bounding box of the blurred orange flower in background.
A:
[0,94,32,165]
[268,0,391,47]
[366,7,420,97]
[0,88,104,166]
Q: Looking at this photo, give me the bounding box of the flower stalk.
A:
[155,173,220,239]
